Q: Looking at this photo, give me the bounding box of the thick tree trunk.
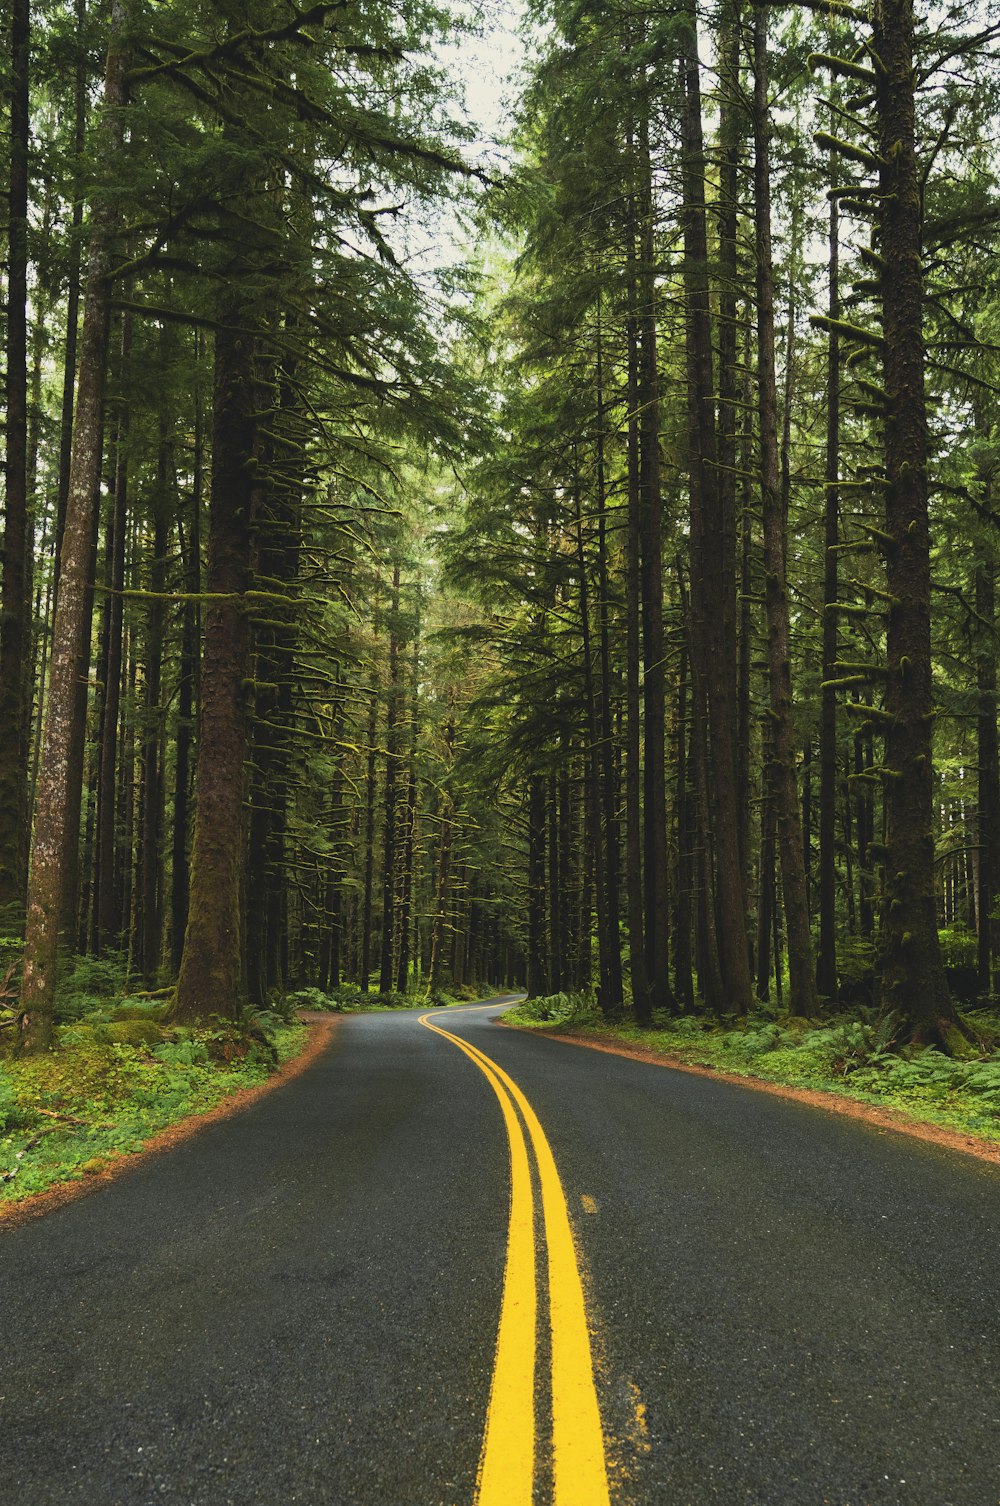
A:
[0,0,32,911]
[753,9,817,1016]
[18,3,129,1050]
[873,0,958,1042]
[170,312,257,1023]
[680,8,753,1015]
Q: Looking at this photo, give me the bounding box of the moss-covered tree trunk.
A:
[170,312,257,1023]
[873,0,960,1044]
[18,1,129,1051]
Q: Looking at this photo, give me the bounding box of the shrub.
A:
[54,952,131,1022]
[510,989,596,1026]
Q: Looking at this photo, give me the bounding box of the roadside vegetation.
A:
[286,980,508,1012]
[0,954,508,1205]
[0,954,307,1206]
[506,988,1000,1148]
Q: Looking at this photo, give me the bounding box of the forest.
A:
[4,0,1000,1072]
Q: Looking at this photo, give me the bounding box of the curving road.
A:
[2,997,1000,1506]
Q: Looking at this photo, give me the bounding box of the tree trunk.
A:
[379,565,402,993]
[136,425,170,981]
[360,657,379,992]
[817,175,840,1001]
[170,310,258,1023]
[18,2,129,1049]
[872,0,958,1042]
[526,773,548,998]
[753,7,817,1017]
[170,369,202,974]
[636,117,675,1018]
[623,207,649,1018]
[0,0,32,911]
[395,639,420,996]
[680,6,753,1015]
[573,474,623,1019]
[976,551,998,998]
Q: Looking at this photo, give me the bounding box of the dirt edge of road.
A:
[502,1022,1000,1172]
[0,1014,339,1232]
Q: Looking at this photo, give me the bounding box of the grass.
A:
[1,986,308,1206]
[505,990,1000,1147]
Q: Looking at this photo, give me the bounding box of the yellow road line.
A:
[419,1014,536,1505]
[419,1012,611,1506]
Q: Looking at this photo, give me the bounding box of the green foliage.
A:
[938,924,978,970]
[506,989,597,1027]
[552,1009,1000,1145]
[838,937,877,986]
[0,1023,308,1202]
[53,952,132,1023]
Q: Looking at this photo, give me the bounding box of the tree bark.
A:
[18,2,129,1049]
[680,7,753,1015]
[753,7,817,1016]
[379,565,402,993]
[0,0,32,911]
[872,0,958,1042]
[170,310,258,1022]
[817,173,840,1001]
[636,118,675,1018]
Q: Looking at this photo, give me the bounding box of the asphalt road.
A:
[2,997,1000,1506]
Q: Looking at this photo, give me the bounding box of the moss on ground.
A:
[505,992,1000,1147]
[0,1019,307,1205]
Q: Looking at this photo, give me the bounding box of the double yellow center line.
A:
[418,1007,611,1506]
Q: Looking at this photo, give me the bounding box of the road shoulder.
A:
[501,1020,1000,1171]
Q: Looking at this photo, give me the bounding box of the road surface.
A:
[2,997,999,1505]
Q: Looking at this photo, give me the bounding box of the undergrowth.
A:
[504,992,1000,1146]
[1,958,308,1206]
[287,980,501,1012]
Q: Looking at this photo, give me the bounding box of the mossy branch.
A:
[810,313,885,348]
[813,131,885,171]
[844,701,897,723]
[809,52,878,84]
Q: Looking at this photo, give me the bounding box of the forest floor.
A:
[0,1001,314,1213]
[504,994,1000,1159]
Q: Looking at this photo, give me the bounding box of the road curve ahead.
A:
[2,997,1000,1506]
